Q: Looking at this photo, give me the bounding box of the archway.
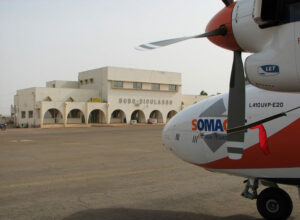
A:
[167,110,177,121]
[67,109,85,124]
[149,110,163,123]
[110,109,126,123]
[44,108,63,124]
[88,109,106,124]
[130,110,146,124]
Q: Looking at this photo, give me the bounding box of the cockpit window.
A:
[260,0,300,28]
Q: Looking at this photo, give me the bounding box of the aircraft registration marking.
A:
[249,102,284,108]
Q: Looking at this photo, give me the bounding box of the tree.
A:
[200,90,208,96]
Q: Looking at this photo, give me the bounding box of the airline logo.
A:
[190,99,229,153]
[258,65,280,76]
[192,98,227,132]
[192,118,227,132]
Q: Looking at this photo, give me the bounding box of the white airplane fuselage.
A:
[163,85,300,184]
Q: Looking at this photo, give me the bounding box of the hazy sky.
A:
[0,0,239,116]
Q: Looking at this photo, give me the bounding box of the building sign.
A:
[119,98,173,105]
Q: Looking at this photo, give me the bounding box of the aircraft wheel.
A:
[257,187,293,220]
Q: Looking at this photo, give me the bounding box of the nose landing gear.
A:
[242,178,293,220]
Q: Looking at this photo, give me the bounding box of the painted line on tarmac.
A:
[20,139,33,142]
[9,139,33,143]
[0,166,184,189]
[125,148,153,153]
[10,140,18,143]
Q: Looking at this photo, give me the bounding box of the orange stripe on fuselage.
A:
[199,118,300,169]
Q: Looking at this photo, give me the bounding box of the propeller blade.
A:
[136,36,192,51]
[222,0,233,7]
[197,24,227,38]
[136,25,227,51]
[227,51,245,160]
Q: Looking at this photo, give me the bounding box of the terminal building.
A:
[12,66,209,128]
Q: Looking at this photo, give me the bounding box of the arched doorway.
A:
[167,110,177,121]
[149,110,163,123]
[88,109,106,124]
[67,109,85,124]
[44,108,63,124]
[110,109,126,123]
[130,110,146,123]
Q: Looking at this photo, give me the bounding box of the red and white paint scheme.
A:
[162,85,300,219]
[163,85,300,179]
[137,0,300,219]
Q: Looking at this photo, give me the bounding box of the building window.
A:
[152,83,160,90]
[85,79,88,84]
[80,80,83,85]
[113,81,123,88]
[169,84,177,91]
[133,82,142,89]
[28,111,33,118]
[52,84,55,88]
[90,78,94,83]
[21,111,26,118]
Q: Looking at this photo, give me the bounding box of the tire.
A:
[257,187,293,220]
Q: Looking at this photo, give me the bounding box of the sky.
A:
[0,0,239,116]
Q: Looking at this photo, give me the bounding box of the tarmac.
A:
[0,125,299,220]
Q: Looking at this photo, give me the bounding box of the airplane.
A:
[136,0,300,219]
[163,85,300,220]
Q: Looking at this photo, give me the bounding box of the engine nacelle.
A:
[245,22,300,92]
[207,0,300,92]
[231,0,300,92]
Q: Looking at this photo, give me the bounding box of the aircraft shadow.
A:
[63,208,264,220]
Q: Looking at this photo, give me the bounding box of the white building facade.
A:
[13,66,209,128]
[13,67,210,128]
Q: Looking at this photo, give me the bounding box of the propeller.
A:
[136,0,247,160]
[226,51,245,160]
[136,25,227,51]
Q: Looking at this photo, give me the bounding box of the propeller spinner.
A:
[136,0,246,160]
